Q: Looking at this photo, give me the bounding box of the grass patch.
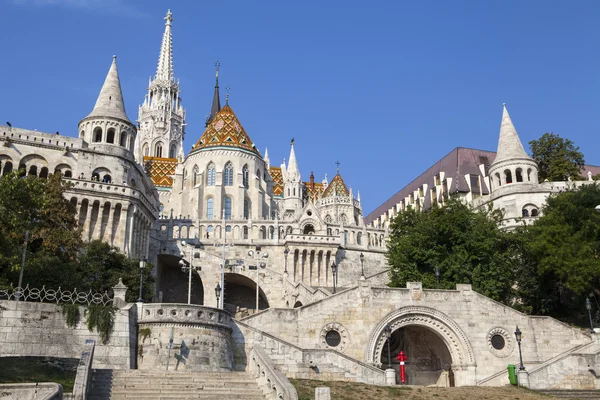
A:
[0,357,77,392]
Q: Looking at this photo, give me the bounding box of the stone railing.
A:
[0,383,63,400]
[73,339,96,400]
[250,346,298,400]
[64,179,157,214]
[285,234,339,245]
[139,303,232,330]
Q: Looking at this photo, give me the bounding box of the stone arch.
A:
[366,306,476,385]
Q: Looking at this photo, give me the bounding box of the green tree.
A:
[529,133,585,181]
[523,183,600,321]
[387,198,517,303]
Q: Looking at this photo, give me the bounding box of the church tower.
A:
[137,9,186,162]
[281,140,303,212]
[78,55,136,156]
[488,104,539,192]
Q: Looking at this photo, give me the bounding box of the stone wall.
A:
[0,300,136,369]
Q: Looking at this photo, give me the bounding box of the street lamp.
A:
[283,246,290,274]
[435,266,440,289]
[360,252,365,278]
[586,298,595,334]
[16,231,30,301]
[331,262,337,293]
[215,283,221,308]
[515,326,525,371]
[137,257,147,302]
[384,324,392,369]
[248,247,268,312]
[180,241,201,305]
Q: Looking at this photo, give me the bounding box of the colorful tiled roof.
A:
[192,104,259,155]
[304,181,325,202]
[270,166,283,196]
[144,156,177,188]
[322,173,349,197]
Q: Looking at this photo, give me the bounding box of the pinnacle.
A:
[491,104,531,165]
[84,56,130,122]
[156,9,174,82]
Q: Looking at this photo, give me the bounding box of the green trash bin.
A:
[507,364,518,385]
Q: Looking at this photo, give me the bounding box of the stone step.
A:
[88,396,266,400]
[538,390,600,399]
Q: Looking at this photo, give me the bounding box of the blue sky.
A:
[2,0,600,215]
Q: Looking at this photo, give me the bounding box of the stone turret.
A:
[137,9,186,162]
[488,104,539,192]
[78,56,137,157]
[282,140,303,211]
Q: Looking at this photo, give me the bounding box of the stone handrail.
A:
[250,345,298,400]
[138,303,232,331]
[72,339,96,400]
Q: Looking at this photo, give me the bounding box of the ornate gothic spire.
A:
[287,138,299,175]
[492,104,531,165]
[85,56,130,122]
[155,9,174,82]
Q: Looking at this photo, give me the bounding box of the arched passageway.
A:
[156,254,204,305]
[223,273,269,312]
[380,326,453,386]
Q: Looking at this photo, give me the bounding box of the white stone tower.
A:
[488,104,539,191]
[281,140,303,212]
[137,9,186,162]
[78,56,137,158]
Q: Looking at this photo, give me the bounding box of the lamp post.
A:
[360,252,365,278]
[284,246,290,274]
[248,247,268,312]
[137,257,147,302]
[180,241,200,305]
[331,262,337,293]
[215,283,221,308]
[586,298,595,334]
[515,326,525,371]
[435,266,440,289]
[16,231,30,301]
[384,324,392,369]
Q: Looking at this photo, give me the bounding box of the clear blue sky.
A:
[2,0,600,215]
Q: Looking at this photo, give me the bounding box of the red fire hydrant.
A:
[397,350,407,384]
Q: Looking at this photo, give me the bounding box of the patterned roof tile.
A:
[144,156,177,188]
[270,166,283,196]
[322,173,349,198]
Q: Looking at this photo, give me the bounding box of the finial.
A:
[113,55,117,59]
[291,138,295,145]
[165,9,173,25]
[335,161,341,173]
[502,103,506,106]
[226,85,230,105]
[215,61,220,79]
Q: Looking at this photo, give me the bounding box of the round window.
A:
[307,210,312,216]
[491,334,505,350]
[325,330,341,347]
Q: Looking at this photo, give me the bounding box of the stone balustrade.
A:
[250,345,298,400]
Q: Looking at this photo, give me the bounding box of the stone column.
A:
[93,203,106,241]
[81,201,93,241]
[104,205,115,245]
[112,278,128,309]
[115,205,128,253]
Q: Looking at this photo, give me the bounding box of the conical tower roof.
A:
[322,173,349,197]
[492,104,530,165]
[193,104,259,155]
[85,56,131,122]
[287,140,299,174]
[155,10,174,82]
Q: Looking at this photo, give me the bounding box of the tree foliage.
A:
[387,198,517,304]
[529,132,585,181]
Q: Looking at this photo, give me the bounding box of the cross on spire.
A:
[215,61,220,81]
[226,85,230,105]
[335,161,341,173]
[164,9,173,25]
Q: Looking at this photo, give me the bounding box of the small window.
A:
[224,162,234,186]
[242,164,249,188]
[106,128,115,144]
[207,198,214,220]
[224,197,232,220]
[522,209,529,218]
[155,142,163,158]
[119,132,127,147]
[207,163,216,186]
[93,127,102,143]
[531,209,539,217]
[491,334,505,350]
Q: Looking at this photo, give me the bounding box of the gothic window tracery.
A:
[242,164,249,188]
[207,163,216,186]
[169,144,176,159]
[142,143,149,157]
[207,198,214,220]
[224,162,234,186]
[193,165,199,186]
[155,142,163,158]
[224,197,232,220]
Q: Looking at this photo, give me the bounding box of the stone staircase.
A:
[538,390,600,399]
[87,369,267,400]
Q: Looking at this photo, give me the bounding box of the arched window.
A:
[193,165,199,186]
[129,137,135,152]
[93,127,102,143]
[39,167,48,179]
[3,161,12,175]
[207,225,213,239]
[102,174,112,183]
[522,209,529,218]
[325,214,332,224]
[260,226,266,239]
[92,172,100,181]
[516,168,523,183]
[224,162,234,186]
[224,197,232,220]
[64,170,72,178]
[243,226,249,239]
[80,130,85,138]
[119,132,127,147]
[527,168,532,181]
[226,225,232,233]
[531,209,539,217]
[130,179,136,187]
[106,128,115,144]
[142,143,149,157]
[357,232,362,245]
[207,198,214,220]
[269,226,274,239]
[155,142,163,158]
[256,169,261,181]
[242,164,249,188]
[243,199,250,219]
[169,144,176,159]
[495,173,501,187]
[303,224,315,235]
[504,169,512,184]
[207,163,216,186]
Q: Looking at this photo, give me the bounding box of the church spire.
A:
[287,138,299,174]
[206,61,221,126]
[492,104,531,164]
[155,9,174,82]
[85,56,130,122]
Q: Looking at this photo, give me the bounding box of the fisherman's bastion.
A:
[1,10,599,400]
